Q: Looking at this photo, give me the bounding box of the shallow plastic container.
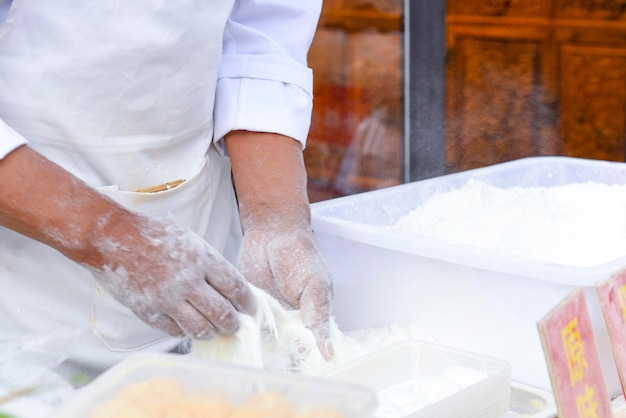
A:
[52,352,378,417]
[311,156,626,394]
[325,340,511,418]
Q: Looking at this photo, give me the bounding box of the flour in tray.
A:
[375,365,488,418]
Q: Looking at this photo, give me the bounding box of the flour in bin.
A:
[389,179,626,267]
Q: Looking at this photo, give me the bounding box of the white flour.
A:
[191,285,433,376]
[190,286,491,417]
[391,179,626,267]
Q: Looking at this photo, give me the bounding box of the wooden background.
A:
[305,0,626,201]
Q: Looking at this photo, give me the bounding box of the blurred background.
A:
[305,0,626,202]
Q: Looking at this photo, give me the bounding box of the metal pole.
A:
[403,0,447,182]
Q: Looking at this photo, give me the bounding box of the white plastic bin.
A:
[311,156,626,394]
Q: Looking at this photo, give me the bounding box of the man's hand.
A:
[238,223,333,357]
[0,145,256,339]
[84,213,256,339]
[225,131,334,359]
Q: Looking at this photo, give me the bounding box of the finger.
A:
[169,301,219,340]
[142,313,185,339]
[313,321,334,360]
[187,283,241,336]
[238,235,279,297]
[300,278,334,360]
[303,306,334,360]
[203,250,257,316]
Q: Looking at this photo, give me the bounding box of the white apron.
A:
[0,0,239,374]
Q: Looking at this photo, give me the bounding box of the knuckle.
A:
[192,326,216,340]
[215,310,240,335]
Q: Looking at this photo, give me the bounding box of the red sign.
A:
[597,268,626,396]
[538,288,613,418]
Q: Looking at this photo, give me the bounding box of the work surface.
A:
[3,381,626,417]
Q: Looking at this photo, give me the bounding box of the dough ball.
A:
[118,376,185,401]
[294,407,344,418]
[90,397,153,418]
[163,393,234,418]
[229,391,294,418]
[90,377,184,418]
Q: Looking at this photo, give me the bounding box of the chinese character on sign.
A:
[618,284,626,322]
[562,317,588,386]
[598,269,626,399]
[576,383,599,418]
[539,288,612,418]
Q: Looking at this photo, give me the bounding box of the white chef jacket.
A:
[0,0,322,375]
[0,0,320,161]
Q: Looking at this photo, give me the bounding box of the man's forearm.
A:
[0,145,126,265]
[225,130,311,232]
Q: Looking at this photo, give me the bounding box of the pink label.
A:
[538,288,613,417]
[597,268,626,396]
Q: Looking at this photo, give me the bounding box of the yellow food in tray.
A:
[51,353,376,418]
[89,377,343,418]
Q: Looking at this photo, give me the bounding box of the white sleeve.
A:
[0,2,22,159]
[213,0,322,155]
[0,119,28,159]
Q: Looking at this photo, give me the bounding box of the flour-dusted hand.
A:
[0,146,256,340]
[238,223,333,358]
[83,214,257,340]
[225,131,335,359]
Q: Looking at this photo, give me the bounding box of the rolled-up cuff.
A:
[0,119,28,159]
[213,77,312,156]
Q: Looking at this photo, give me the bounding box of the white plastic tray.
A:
[52,352,378,417]
[325,340,511,418]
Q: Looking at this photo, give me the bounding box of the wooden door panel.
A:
[447,0,626,172]
[448,0,550,17]
[560,45,626,161]
[555,0,626,19]
[446,25,556,171]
